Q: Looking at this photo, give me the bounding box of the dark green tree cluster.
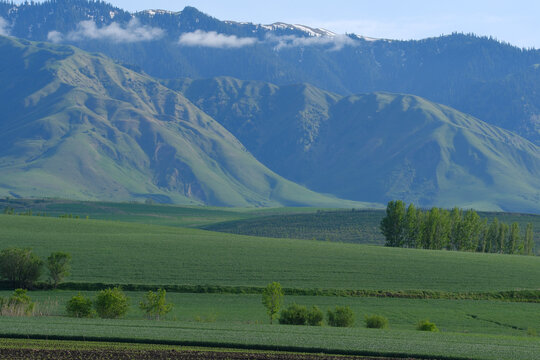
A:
[380,201,535,255]
[0,248,71,288]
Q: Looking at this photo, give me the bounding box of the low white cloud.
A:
[47,19,165,43]
[0,17,10,36]
[178,30,257,48]
[267,34,356,51]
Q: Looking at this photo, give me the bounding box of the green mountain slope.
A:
[174,78,540,212]
[0,36,369,208]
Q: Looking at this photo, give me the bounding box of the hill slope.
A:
[0,36,368,207]
[1,1,539,145]
[1,215,539,292]
[174,78,540,212]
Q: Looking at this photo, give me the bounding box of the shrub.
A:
[0,248,43,288]
[0,289,35,316]
[417,319,439,332]
[94,287,129,319]
[139,289,173,320]
[527,327,537,337]
[279,303,308,325]
[327,306,354,327]
[365,314,389,329]
[66,293,93,318]
[47,252,71,288]
[307,306,324,326]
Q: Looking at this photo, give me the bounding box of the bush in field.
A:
[139,289,173,320]
[47,252,71,288]
[327,306,354,327]
[0,248,43,288]
[307,306,324,326]
[262,281,283,324]
[94,287,129,319]
[279,304,309,325]
[66,293,93,318]
[279,304,324,326]
[417,319,439,332]
[0,289,35,316]
[365,314,389,329]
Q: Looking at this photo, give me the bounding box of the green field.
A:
[1,316,538,360]
[1,215,539,292]
[4,291,539,337]
[0,198,320,227]
[0,211,539,359]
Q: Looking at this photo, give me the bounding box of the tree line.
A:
[380,201,535,255]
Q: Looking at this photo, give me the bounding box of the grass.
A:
[1,215,539,292]
[0,316,538,360]
[4,291,538,337]
[0,198,321,228]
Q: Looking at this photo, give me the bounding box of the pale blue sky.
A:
[17,1,540,48]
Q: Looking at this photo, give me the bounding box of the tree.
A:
[0,248,43,288]
[525,223,534,256]
[380,200,406,247]
[506,223,520,254]
[139,288,173,320]
[404,203,420,248]
[94,287,129,319]
[497,222,509,254]
[47,252,71,288]
[262,281,283,324]
[485,219,499,253]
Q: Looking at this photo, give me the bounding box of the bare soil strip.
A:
[0,348,426,360]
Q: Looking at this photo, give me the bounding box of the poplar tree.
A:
[380,200,406,247]
[507,223,520,255]
[525,223,534,256]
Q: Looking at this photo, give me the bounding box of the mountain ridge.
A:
[172,77,540,212]
[0,35,373,208]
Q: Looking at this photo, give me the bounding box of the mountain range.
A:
[0,1,539,212]
[1,0,539,145]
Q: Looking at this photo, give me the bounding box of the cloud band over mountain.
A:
[0,17,10,36]
[178,30,257,48]
[48,19,165,43]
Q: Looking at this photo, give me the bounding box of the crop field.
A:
[0,198,319,228]
[1,215,539,292]
[206,210,540,249]
[0,316,538,360]
[0,209,539,359]
[3,291,538,337]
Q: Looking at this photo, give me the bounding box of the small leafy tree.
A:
[94,287,129,319]
[327,306,354,327]
[0,248,43,288]
[262,281,283,324]
[139,289,173,320]
[47,252,71,288]
[66,293,94,318]
[417,319,439,332]
[365,314,388,329]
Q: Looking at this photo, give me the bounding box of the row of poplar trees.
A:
[380,200,535,255]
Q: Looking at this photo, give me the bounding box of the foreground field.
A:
[1,216,539,292]
[0,339,447,360]
[4,291,538,337]
[1,317,538,360]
